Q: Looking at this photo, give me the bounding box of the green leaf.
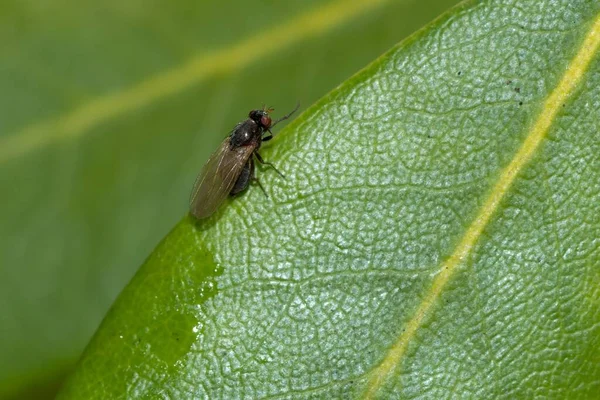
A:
[23,0,600,398]
[0,0,464,397]
[60,0,600,398]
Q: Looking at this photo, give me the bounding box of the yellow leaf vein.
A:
[364,12,600,399]
[0,0,390,163]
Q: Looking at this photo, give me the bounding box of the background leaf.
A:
[0,0,463,398]
[56,0,600,398]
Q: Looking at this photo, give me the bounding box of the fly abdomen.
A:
[230,158,254,196]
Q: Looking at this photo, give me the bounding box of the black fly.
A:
[189,104,299,219]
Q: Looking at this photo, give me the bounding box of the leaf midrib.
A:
[362,11,600,398]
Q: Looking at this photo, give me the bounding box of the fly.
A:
[189,104,299,219]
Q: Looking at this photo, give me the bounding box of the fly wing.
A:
[189,138,254,219]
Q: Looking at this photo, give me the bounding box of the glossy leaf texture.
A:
[58,0,600,398]
[0,0,464,397]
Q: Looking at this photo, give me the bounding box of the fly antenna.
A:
[271,102,300,128]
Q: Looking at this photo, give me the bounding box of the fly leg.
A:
[252,176,268,198]
[262,131,273,142]
[255,151,285,179]
[248,158,269,197]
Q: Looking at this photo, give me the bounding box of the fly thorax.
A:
[230,120,260,148]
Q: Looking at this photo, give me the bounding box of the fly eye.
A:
[260,115,272,128]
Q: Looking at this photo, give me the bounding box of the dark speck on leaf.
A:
[519,101,523,106]
[457,71,462,76]
[506,80,512,85]
[514,87,521,93]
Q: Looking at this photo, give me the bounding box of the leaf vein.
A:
[0,0,392,164]
[363,10,600,399]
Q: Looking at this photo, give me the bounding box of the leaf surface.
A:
[53,0,600,398]
[0,0,463,397]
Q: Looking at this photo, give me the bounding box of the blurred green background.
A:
[0,0,461,398]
